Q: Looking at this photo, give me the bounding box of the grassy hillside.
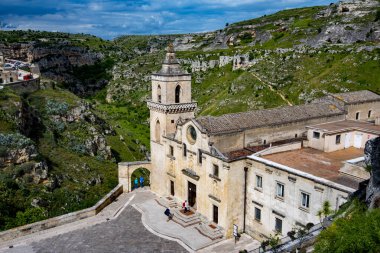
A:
[0,0,379,230]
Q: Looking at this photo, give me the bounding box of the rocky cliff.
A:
[0,40,107,96]
[365,137,380,208]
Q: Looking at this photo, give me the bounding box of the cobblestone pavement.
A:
[31,206,187,253]
[2,189,187,253]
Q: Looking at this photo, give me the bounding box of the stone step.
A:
[170,209,201,228]
[172,209,201,224]
[195,223,224,241]
[155,197,178,209]
[172,215,201,228]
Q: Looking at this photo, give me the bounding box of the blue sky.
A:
[0,0,334,40]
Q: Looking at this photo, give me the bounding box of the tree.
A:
[294,223,314,252]
[268,233,281,253]
[225,23,229,27]
[317,201,333,227]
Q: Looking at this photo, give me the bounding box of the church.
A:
[119,45,380,240]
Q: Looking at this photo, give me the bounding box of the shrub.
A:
[45,100,69,116]
[0,134,34,149]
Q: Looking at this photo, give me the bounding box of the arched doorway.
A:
[131,167,151,191]
[175,85,181,103]
[155,120,161,143]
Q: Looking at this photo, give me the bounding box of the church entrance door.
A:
[170,180,175,196]
[188,181,197,208]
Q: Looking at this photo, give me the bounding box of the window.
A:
[255,207,261,222]
[256,175,263,189]
[356,112,360,120]
[155,120,161,143]
[9,77,13,82]
[183,143,187,157]
[171,120,174,124]
[169,145,174,156]
[263,140,267,145]
[157,85,161,103]
[295,134,298,138]
[368,110,372,118]
[175,85,181,103]
[213,164,219,177]
[301,192,310,208]
[198,149,202,164]
[275,218,282,233]
[313,131,320,139]
[336,135,341,144]
[276,182,284,198]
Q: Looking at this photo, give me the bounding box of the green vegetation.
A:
[0,0,379,232]
[315,200,380,253]
[0,87,122,231]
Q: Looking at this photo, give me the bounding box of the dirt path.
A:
[250,72,293,106]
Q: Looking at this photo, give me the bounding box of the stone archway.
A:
[118,161,152,192]
[130,167,150,191]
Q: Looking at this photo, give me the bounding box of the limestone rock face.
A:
[32,161,49,184]
[365,137,380,208]
[0,134,37,166]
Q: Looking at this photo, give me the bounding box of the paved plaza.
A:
[0,188,259,253]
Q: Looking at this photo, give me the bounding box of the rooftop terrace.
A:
[261,147,364,190]
[307,120,380,135]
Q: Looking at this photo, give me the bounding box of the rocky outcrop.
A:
[0,42,105,96]
[0,133,37,166]
[365,137,380,208]
[48,101,113,160]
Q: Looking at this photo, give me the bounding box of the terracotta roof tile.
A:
[329,90,380,104]
[196,102,344,135]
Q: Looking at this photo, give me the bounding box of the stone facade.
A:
[118,47,380,240]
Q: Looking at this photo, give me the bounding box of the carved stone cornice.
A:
[147,100,197,114]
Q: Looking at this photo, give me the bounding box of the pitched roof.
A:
[195,102,344,135]
[329,90,380,104]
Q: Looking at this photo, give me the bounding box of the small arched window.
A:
[175,85,181,103]
[157,85,162,103]
[155,120,161,143]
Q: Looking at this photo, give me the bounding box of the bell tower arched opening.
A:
[175,85,181,103]
[157,85,162,103]
[155,120,161,143]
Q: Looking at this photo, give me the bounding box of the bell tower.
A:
[147,44,197,196]
[147,44,197,143]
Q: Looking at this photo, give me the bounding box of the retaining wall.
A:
[0,184,123,242]
[4,78,40,93]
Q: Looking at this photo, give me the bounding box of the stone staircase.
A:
[172,208,202,227]
[155,196,178,208]
[195,223,224,240]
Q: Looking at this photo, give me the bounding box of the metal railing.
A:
[248,222,324,253]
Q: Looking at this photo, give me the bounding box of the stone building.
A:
[0,51,4,66]
[119,47,380,240]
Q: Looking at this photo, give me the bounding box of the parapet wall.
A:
[0,184,123,242]
[4,78,40,93]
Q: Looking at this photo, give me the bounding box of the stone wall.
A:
[346,101,380,121]
[0,184,123,242]
[4,78,40,93]
[245,157,351,240]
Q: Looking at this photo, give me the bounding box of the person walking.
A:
[185,200,190,213]
[134,178,138,190]
[182,200,187,213]
[139,176,144,188]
